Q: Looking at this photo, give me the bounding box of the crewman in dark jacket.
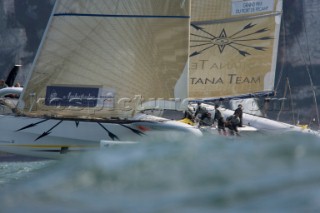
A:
[225,112,240,136]
[234,104,243,127]
[213,104,226,134]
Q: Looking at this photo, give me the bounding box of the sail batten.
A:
[193,11,282,26]
[54,13,190,19]
[18,0,191,120]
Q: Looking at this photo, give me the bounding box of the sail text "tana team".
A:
[190,74,260,85]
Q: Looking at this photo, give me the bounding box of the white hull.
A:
[1,98,319,159]
[0,114,202,159]
[199,125,259,138]
[0,87,23,97]
[198,103,320,137]
[0,88,202,159]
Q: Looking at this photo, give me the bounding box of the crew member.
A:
[213,104,226,135]
[225,112,240,136]
[234,104,243,127]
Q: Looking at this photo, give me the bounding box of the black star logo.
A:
[216,29,228,53]
[190,23,273,57]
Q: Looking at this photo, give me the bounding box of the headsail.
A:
[17,0,190,119]
[189,0,282,100]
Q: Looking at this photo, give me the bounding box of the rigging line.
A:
[287,78,296,125]
[277,77,288,121]
[301,4,313,68]
[301,8,320,129]
[295,29,320,129]
[275,15,286,92]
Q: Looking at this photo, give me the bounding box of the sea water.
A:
[1,132,320,213]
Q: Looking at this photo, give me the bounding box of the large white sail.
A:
[189,0,282,100]
[17,0,190,119]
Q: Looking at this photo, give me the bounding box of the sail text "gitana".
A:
[190,60,245,71]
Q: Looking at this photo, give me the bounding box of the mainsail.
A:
[17,0,190,119]
[189,0,282,100]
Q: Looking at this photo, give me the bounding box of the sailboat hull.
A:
[191,103,320,137]
[221,109,320,136]
[0,115,202,159]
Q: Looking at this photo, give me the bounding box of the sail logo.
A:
[231,0,274,15]
[190,23,273,57]
[45,86,99,107]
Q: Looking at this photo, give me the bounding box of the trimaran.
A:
[0,0,319,159]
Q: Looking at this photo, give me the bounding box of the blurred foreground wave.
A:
[1,132,320,212]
